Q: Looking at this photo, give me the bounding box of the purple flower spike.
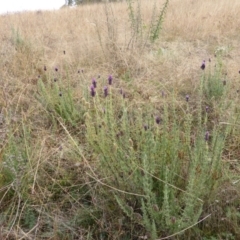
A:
[155,116,161,124]
[90,85,96,97]
[92,78,97,88]
[108,75,113,85]
[205,131,210,141]
[186,95,189,102]
[104,86,108,97]
[201,60,206,70]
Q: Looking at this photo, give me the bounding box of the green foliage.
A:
[37,77,87,127]
[85,81,229,238]
[2,4,240,239]
[21,206,38,229]
[126,0,169,46]
[203,232,235,240]
[202,58,227,100]
[11,27,32,54]
[150,0,169,42]
[11,27,25,49]
[1,124,33,195]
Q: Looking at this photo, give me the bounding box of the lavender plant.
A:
[37,75,86,126]
[202,57,227,100]
[85,84,229,238]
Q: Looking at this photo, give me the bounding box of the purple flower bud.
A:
[104,86,108,97]
[44,66,47,71]
[92,78,97,88]
[155,116,161,124]
[200,60,206,70]
[55,67,58,72]
[108,75,113,85]
[186,95,189,102]
[144,124,149,131]
[59,92,62,97]
[119,88,126,98]
[205,131,209,141]
[90,85,96,97]
[205,106,209,112]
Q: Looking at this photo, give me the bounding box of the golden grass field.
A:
[0,0,240,112]
[1,0,240,238]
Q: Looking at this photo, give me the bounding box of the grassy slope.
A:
[0,0,240,239]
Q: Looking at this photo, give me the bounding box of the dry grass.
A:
[1,0,240,104]
[0,0,240,239]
